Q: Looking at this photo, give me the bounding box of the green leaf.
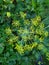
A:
[0,44,4,54]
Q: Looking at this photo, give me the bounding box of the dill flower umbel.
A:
[44,31,48,37]
[11,15,48,55]
[31,16,41,26]
[15,44,24,54]
[20,12,26,18]
[12,20,20,27]
[15,42,38,54]
[5,28,12,35]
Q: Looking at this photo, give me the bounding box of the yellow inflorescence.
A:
[15,42,38,55]
[36,16,41,22]
[37,44,44,50]
[44,31,48,37]
[20,12,26,18]
[39,37,44,42]
[12,20,20,27]
[7,12,11,17]
[31,16,41,26]
[9,15,48,55]
[39,22,45,28]
[8,36,19,44]
[15,44,24,54]
[5,28,12,35]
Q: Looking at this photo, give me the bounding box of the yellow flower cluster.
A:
[31,16,41,26]
[8,36,19,44]
[8,15,48,55]
[15,44,24,54]
[15,42,38,55]
[5,27,12,35]
[44,31,48,37]
[7,12,11,17]
[37,44,44,50]
[24,19,30,26]
[12,20,20,28]
[20,12,26,19]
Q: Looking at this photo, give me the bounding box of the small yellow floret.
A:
[7,12,11,17]
[45,31,48,37]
